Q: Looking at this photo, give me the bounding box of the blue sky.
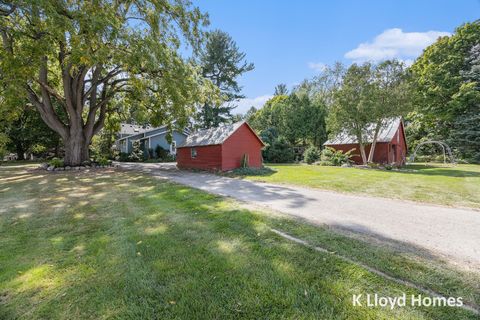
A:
[195,0,480,113]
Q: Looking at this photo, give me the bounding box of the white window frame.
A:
[191,147,197,159]
[170,141,177,155]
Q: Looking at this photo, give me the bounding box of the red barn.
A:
[177,121,265,171]
[323,117,408,165]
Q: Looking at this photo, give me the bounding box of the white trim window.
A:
[120,140,127,152]
[191,147,197,159]
[170,141,177,155]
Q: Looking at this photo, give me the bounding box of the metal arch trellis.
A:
[409,141,456,164]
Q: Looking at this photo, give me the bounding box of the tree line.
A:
[246,21,480,164]
[0,1,478,165]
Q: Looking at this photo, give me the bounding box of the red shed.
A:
[323,117,408,165]
[177,121,265,171]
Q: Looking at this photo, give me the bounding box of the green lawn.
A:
[0,164,478,319]
[237,163,480,209]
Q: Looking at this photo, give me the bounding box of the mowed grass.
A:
[0,164,479,319]
[238,163,480,209]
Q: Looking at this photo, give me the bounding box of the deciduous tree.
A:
[329,63,375,164]
[0,1,214,165]
[410,20,480,161]
[367,60,411,162]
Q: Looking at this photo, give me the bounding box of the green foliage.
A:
[264,137,295,163]
[250,93,327,148]
[147,148,155,160]
[304,146,321,164]
[118,152,129,162]
[225,166,276,176]
[274,83,289,96]
[197,29,254,128]
[48,157,64,168]
[97,157,110,166]
[90,116,120,160]
[0,1,217,165]
[155,145,168,159]
[410,20,480,162]
[0,105,59,160]
[320,147,355,166]
[451,110,480,162]
[329,61,411,164]
[367,162,380,169]
[128,141,143,162]
[249,95,288,133]
[154,145,175,162]
[0,133,8,161]
[281,94,327,147]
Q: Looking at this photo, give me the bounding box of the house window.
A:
[191,148,197,159]
[170,141,177,155]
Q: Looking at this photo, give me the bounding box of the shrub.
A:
[48,157,64,168]
[317,160,334,166]
[367,162,380,169]
[304,145,321,164]
[97,157,110,166]
[264,137,295,163]
[129,140,143,162]
[155,145,169,160]
[147,148,155,160]
[118,152,129,162]
[227,166,276,176]
[320,147,355,166]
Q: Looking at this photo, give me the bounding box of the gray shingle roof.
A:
[179,121,247,148]
[120,123,152,135]
[324,117,402,145]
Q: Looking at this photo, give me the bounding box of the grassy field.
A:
[235,163,480,209]
[0,164,479,319]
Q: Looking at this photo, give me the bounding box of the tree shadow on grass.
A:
[0,166,477,319]
[393,164,480,178]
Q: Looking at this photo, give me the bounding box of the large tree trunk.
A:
[356,130,368,164]
[367,123,382,163]
[358,143,367,165]
[15,142,25,160]
[63,126,90,166]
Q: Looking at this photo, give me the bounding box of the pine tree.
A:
[197,30,254,128]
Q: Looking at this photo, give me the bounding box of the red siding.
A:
[176,145,222,170]
[176,122,264,171]
[325,121,407,165]
[221,124,263,171]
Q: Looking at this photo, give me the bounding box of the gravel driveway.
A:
[118,162,480,268]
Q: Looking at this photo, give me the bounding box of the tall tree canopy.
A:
[329,63,375,164]
[0,0,215,165]
[410,20,480,161]
[196,29,254,128]
[328,61,411,164]
[367,60,411,162]
[274,83,288,96]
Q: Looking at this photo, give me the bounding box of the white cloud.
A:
[233,95,273,114]
[308,62,327,72]
[345,28,451,62]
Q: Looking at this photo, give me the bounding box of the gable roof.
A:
[119,123,152,135]
[178,121,264,148]
[117,122,189,142]
[324,117,403,145]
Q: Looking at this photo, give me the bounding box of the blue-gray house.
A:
[116,123,189,156]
